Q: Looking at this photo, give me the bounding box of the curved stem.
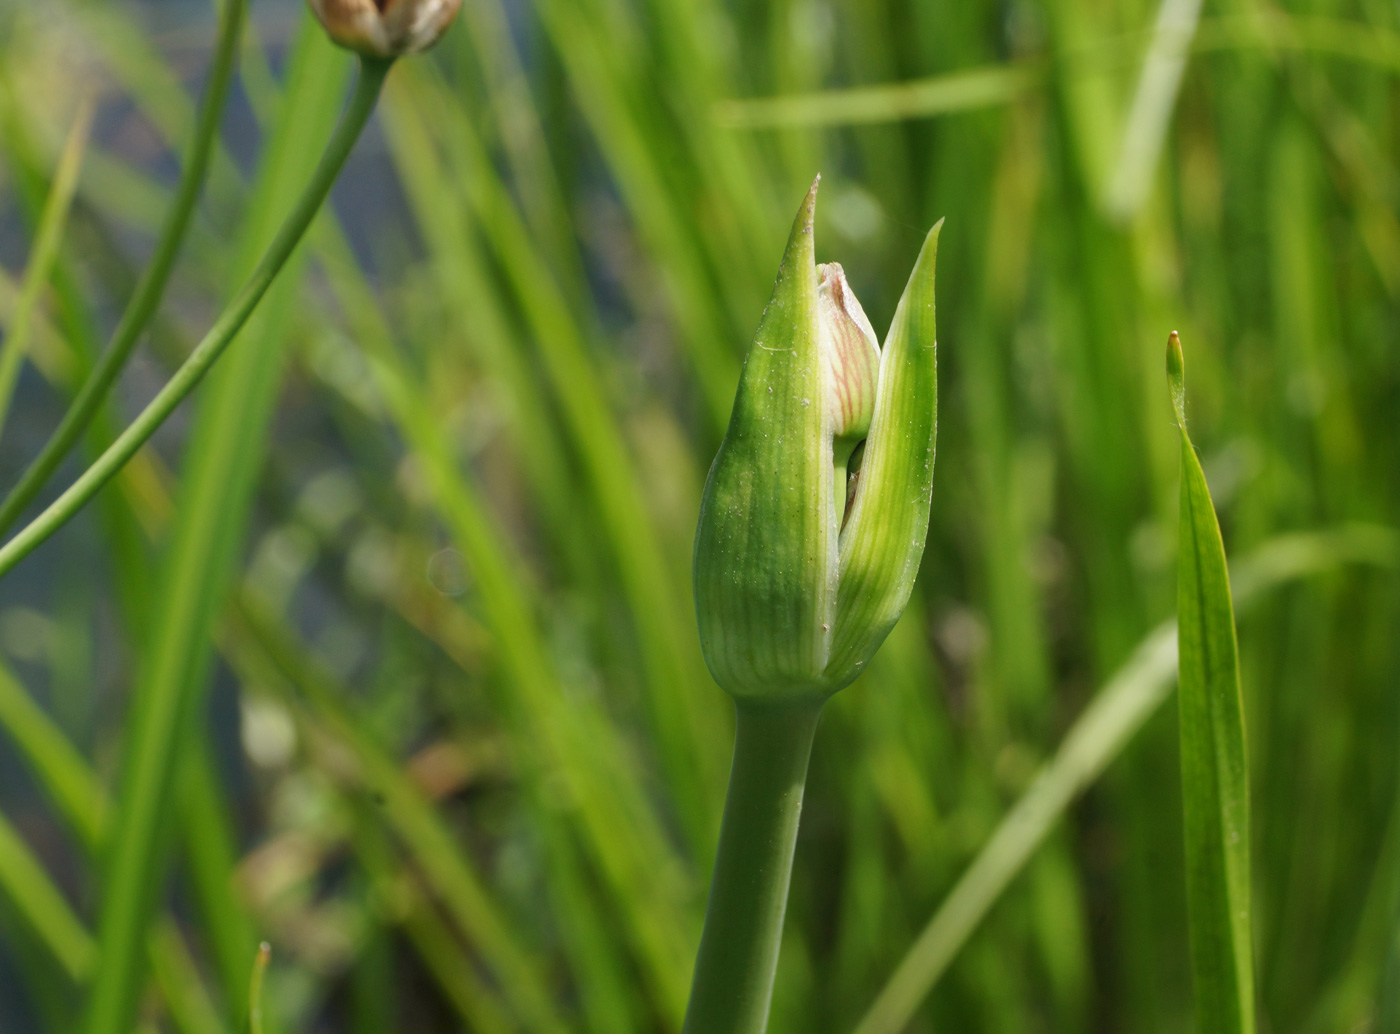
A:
[0,0,247,536]
[0,55,392,581]
[683,698,823,1034]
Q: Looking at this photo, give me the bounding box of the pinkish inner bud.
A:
[817,263,881,444]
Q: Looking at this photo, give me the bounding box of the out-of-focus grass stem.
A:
[76,53,391,1034]
[0,0,245,536]
[0,56,390,584]
[0,98,93,437]
[854,524,1399,1034]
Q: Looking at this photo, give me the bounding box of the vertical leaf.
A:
[1168,331,1255,1034]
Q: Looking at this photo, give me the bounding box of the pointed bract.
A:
[828,220,941,687]
[693,178,835,699]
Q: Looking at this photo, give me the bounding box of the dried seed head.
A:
[306,0,462,58]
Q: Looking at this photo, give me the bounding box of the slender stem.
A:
[0,55,392,581]
[0,0,247,536]
[683,697,823,1034]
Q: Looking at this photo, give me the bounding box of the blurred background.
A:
[0,0,1397,1030]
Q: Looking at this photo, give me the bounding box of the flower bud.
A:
[693,177,941,701]
[306,0,462,58]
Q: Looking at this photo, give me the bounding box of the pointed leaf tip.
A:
[1167,331,1187,429]
[1172,326,1253,1034]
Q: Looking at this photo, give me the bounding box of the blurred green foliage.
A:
[0,0,1396,1031]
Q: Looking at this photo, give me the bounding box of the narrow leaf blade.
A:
[1170,331,1255,1034]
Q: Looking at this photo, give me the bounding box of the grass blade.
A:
[713,63,1040,128]
[0,97,93,437]
[148,920,232,1034]
[0,659,106,848]
[0,47,383,583]
[228,598,571,1034]
[80,28,356,1034]
[0,642,249,1031]
[0,809,95,983]
[347,809,519,1034]
[1103,0,1203,220]
[1168,331,1255,1034]
[711,14,1400,132]
[310,217,698,1019]
[853,523,1397,1034]
[1382,905,1400,1033]
[0,0,246,536]
[390,64,727,848]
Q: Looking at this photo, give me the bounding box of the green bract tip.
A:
[692,179,941,701]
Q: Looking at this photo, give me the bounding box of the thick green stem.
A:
[0,55,391,583]
[683,698,823,1034]
[0,0,246,536]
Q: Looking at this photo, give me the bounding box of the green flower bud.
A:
[306,0,462,58]
[694,177,941,701]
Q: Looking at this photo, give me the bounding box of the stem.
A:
[0,0,247,536]
[683,698,823,1034]
[0,55,392,582]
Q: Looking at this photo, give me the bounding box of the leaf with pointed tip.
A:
[1169,332,1255,1034]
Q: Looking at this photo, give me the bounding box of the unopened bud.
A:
[818,262,880,449]
[306,0,462,58]
[693,177,942,701]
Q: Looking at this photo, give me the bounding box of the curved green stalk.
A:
[683,699,823,1034]
[0,56,391,583]
[0,0,246,536]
